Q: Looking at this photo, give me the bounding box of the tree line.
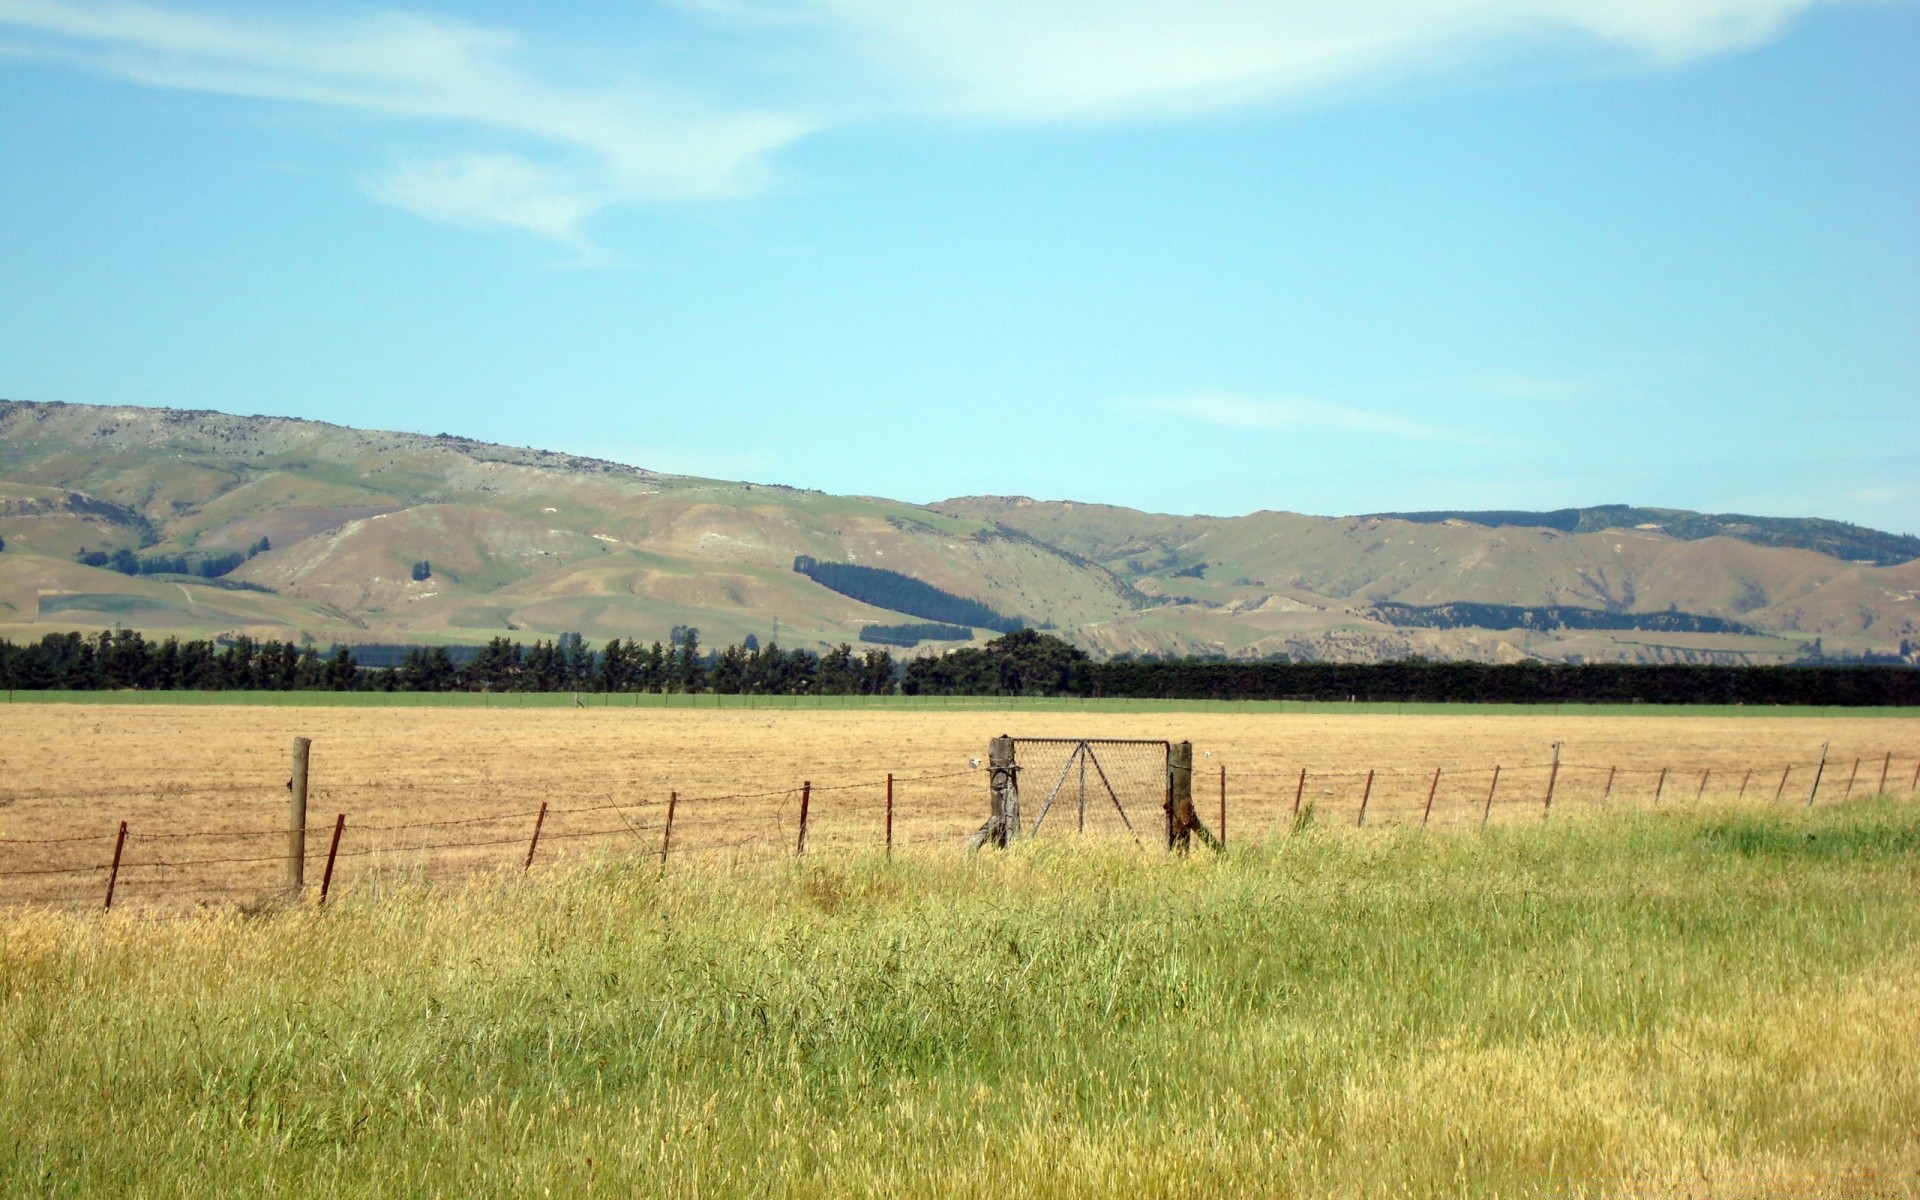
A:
[0,628,897,695]
[4,627,1913,704]
[75,537,272,580]
[901,631,1920,706]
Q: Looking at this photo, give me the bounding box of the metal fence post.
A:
[103,820,127,910]
[320,814,345,904]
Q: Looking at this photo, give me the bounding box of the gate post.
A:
[971,735,1021,850]
[1166,740,1192,851]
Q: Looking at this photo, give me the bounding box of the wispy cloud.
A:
[0,0,1869,241]
[1142,392,1486,444]
[695,0,1865,120]
[0,0,812,244]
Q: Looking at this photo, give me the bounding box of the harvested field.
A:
[3,702,1918,912]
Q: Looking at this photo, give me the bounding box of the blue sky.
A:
[1,0,1915,532]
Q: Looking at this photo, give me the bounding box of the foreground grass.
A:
[4,802,1918,1197]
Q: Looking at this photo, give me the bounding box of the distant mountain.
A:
[1364,506,1920,566]
[3,400,1916,666]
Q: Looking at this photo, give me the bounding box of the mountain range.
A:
[2,400,1915,665]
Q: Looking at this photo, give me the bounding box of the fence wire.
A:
[3,754,1915,914]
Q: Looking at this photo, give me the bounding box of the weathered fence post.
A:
[1602,765,1615,802]
[1219,763,1227,848]
[1842,758,1860,802]
[1775,765,1792,802]
[886,773,894,859]
[1167,740,1192,851]
[1482,766,1500,826]
[320,814,345,905]
[524,801,547,870]
[1293,767,1307,817]
[796,781,812,856]
[1356,769,1375,828]
[1878,752,1890,796]
[103,820,127,911]
[1696,769,1711,802]
[1653,767,1668,805]
[1808,743,1828,807]
[1543,742,1562,818]
[288,736,311,894]
[1738,768,1752,799]
[1422,766,1441,827]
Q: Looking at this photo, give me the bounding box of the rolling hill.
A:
[2,400,1915,665]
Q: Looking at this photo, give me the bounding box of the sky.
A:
[1,0,1916,532]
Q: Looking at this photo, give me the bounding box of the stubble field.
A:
[2,701,1915,911]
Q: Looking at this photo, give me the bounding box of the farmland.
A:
[2,701,1916,910]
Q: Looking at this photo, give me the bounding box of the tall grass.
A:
[4,800,1917,1197]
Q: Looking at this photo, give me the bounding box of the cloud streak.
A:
[1143,393,1486,444]
[0,0,1871,240]
[700,0,1864,120]
[0,0,812,243]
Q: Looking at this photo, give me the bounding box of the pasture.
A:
[2,703,1917,911]
[3,703,1918,1194]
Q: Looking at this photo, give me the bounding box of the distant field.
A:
[3,703,1916,912]
[4,801,1917,1196]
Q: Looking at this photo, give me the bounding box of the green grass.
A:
[4,800,1917,1197]
[5,688,1918,716]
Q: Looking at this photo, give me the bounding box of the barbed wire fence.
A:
[3,740,1917,915]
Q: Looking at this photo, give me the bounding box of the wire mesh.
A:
[1010,738,1168,844]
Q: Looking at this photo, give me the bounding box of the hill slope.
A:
[2,400,1915,665]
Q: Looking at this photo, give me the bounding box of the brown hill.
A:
[2,401,1914,664]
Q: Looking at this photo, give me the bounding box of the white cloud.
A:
[705,0,1863,120]
[0,0,812,242]
[0,0,1872,239]
[1143,392,1485,443]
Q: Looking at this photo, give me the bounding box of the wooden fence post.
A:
[659,791,678,865]
[1695,769,1711,802]
[1912,759,1919,793]
[320,814,345,904]
[1293,768,1307,817]
[1775,764,1792,802]
[524,801,547,870]
[1166,741,1193,851]
[1878,752,1890,796]
[103,820,127,911]
[288,736,311,893]
[1602,765,1615,802]
[1808,743,1828,807]
[1422,767,1441,827]
[1355,769,1375,828]
[1219,763,1227,848]
[1842,758,1860,802]
[886,773,894,859]
[1543,742,1562,818]
[1482,766,1500,826]
[1738,768,1752,799]
[796,781,812,856]
[1653,767,1667,805]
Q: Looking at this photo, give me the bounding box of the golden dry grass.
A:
[3,703,1917,911]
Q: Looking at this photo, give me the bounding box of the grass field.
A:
[4,704,1917,911]
[3,799,1917,1197]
